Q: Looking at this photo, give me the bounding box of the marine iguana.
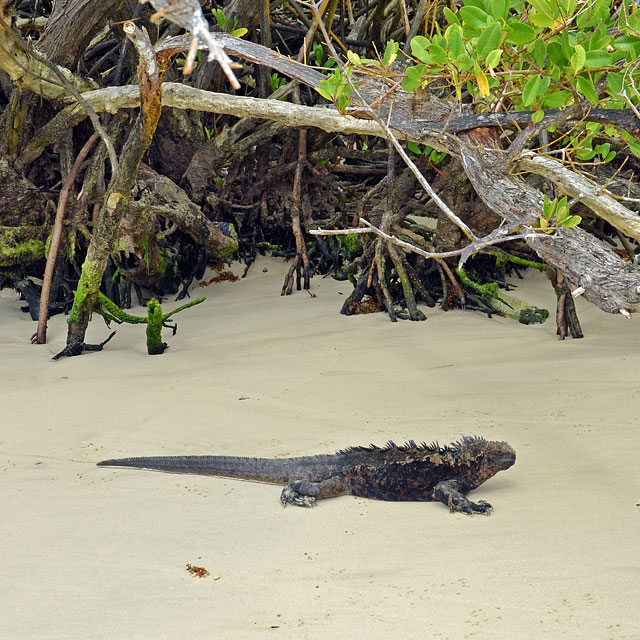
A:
[97,436,515,513]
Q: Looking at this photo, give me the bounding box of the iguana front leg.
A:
[280,476,347,507]
[432,479,492,515]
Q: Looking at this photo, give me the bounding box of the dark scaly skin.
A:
[97,436,516,514]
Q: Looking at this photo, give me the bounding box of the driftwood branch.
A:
[515,152,640,241]
[311,218,537,263]
[457,131,640,315]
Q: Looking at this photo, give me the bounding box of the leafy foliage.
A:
[212,8,248,38]
[536,195,582,233]
[316,0,640,160]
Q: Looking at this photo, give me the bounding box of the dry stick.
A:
[552,269,568,340]
[282,129,311,294]
[374,145,399,320]
[437,257,465,305]
[379,146,426,320]
[282,10,322,294]
[32,132,100,345]
[141,0,241,86]
[311,218,538,262]
[375,238,396,321]
[387,242,424,320]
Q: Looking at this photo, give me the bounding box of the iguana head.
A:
[456,436,516,488]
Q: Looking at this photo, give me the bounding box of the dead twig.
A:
[32,132,100,345]
[141,0,241,86]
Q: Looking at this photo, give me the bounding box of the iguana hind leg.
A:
[280,476,347,507]
[433,479,492,515]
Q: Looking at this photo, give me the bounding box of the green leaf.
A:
[547,42,568,67]
[531,109,545,123]
[490,0,508,20]
[561,215,582,228]
[607,72,623,96]
[539,75,551,94]
[346,51,363,65]
[584,49,613,68]
[625,11,640,34]
[627,44,640,63]
[486,48,503,69]
[432,33,446,48]
[559,0,577,15]
[476,22,503,59]
[543,194,556,220]
[443,7,459,24]
[410,36,432,63]
[561,30,574,60]
[575,74,599,104]
[408,141,422,154]
[589,31,613,52]
[570,44,586,73]
[429,149,448,164]
[446,24,464,58]
[506,21,536,45]
[316,70,353,105]
[533,39,547,68]
[315,85,333,101]
[542,89,572,108]
[459,6,489,29]
[529,0,553,18]
[455,52,474,71]
[402,64,425,92]
[428,43,449,65]
[382,40,399,66]
[613,35,639,52]
[522,75,542,107]
[529,12,557,28]
[576,147,596,160]
[313,43,324,66]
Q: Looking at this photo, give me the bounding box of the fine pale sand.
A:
[1,256,639,639]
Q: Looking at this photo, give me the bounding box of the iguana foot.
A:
[280,485,317,508]
[447,495,493,514]
[280,476,347,507]
[434,479,494,515]
[467,499,492,515]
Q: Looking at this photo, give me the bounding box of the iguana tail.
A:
[97,454,339,484]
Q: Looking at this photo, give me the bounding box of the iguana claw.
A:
[280,486,317,508]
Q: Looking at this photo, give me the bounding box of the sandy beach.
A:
[1,255,639,639]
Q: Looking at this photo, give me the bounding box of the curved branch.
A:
[516,152,640,242]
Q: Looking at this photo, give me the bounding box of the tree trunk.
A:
[60,22,163,357]
[38,0,122,69]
